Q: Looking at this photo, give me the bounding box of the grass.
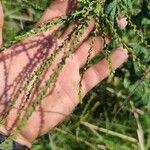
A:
[1,0,150,149]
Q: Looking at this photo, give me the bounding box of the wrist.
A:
[0,125,32,148]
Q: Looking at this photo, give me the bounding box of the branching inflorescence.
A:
[0,0,149,148]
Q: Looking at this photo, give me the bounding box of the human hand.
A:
[0,0,128,148]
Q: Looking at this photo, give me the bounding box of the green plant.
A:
[0,0,150,149]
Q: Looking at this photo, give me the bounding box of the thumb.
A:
[0,2,3,48]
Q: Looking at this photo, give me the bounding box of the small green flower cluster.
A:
[0,0,149,148]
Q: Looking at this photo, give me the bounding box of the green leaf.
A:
[105,0,117,24]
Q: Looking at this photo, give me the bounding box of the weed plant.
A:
[0,0,150,149]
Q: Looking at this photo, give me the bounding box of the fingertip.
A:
[115,46,128,60]
[116,16,128,29]
[111,46,128,69]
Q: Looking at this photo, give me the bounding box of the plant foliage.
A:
[0,0,150,149]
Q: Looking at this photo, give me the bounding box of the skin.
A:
[0,0,128,148]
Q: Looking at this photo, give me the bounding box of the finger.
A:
[62,19,95,44]
[0,2,4,48]
[53,19,95,54]
[82,47,128,94]
[36,0,77,26]
[59,21,75,40]
[117,16,128,29]
[74,36,103,67]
